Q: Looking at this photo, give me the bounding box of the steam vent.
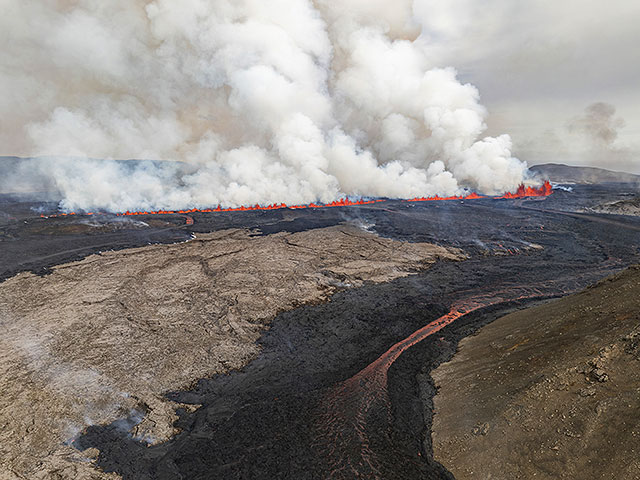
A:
[2,1,640,479]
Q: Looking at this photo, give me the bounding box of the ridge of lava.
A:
[40,180,553,219]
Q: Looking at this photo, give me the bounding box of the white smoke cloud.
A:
[1,0,530,212]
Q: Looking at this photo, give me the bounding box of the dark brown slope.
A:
[432,266,640,479]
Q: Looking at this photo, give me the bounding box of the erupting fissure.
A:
[7,0,540,217]
[40,182,552,219]
[407,180,552,202]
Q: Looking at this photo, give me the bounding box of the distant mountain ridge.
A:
[531,163,640,184]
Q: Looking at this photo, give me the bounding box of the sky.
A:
[417,0,640,173]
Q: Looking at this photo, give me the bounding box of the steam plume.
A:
[1,0,529,212]
[567,102,626,149]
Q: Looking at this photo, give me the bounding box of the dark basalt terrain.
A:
[2,183,640,479]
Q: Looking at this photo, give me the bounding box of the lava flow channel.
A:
[405,180,552,203]
[39,182,552,219]
[313,282,560,480]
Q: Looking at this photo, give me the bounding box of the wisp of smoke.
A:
[2,0,531,212]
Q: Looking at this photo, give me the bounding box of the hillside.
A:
[531,163,640,184]
[432,266,640,479]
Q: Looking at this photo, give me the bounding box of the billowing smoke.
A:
[521,102,636,175]
[567,102,626,149]
[1,0,529,212]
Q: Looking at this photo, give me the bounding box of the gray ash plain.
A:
[3,184,640,479]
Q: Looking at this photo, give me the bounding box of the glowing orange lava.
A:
[406,180,552,203]
[40,181,552,219]
[496,180,553,199]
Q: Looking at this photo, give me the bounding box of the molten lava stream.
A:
[312,283,561,479]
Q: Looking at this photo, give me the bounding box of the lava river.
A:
[312,282,579,479]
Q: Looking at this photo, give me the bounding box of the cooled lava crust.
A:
[1,183,639,479]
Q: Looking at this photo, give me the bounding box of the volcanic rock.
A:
[585,196,640,216]
[0,224,461,479]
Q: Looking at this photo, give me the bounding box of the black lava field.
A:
[3,184,639,479]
